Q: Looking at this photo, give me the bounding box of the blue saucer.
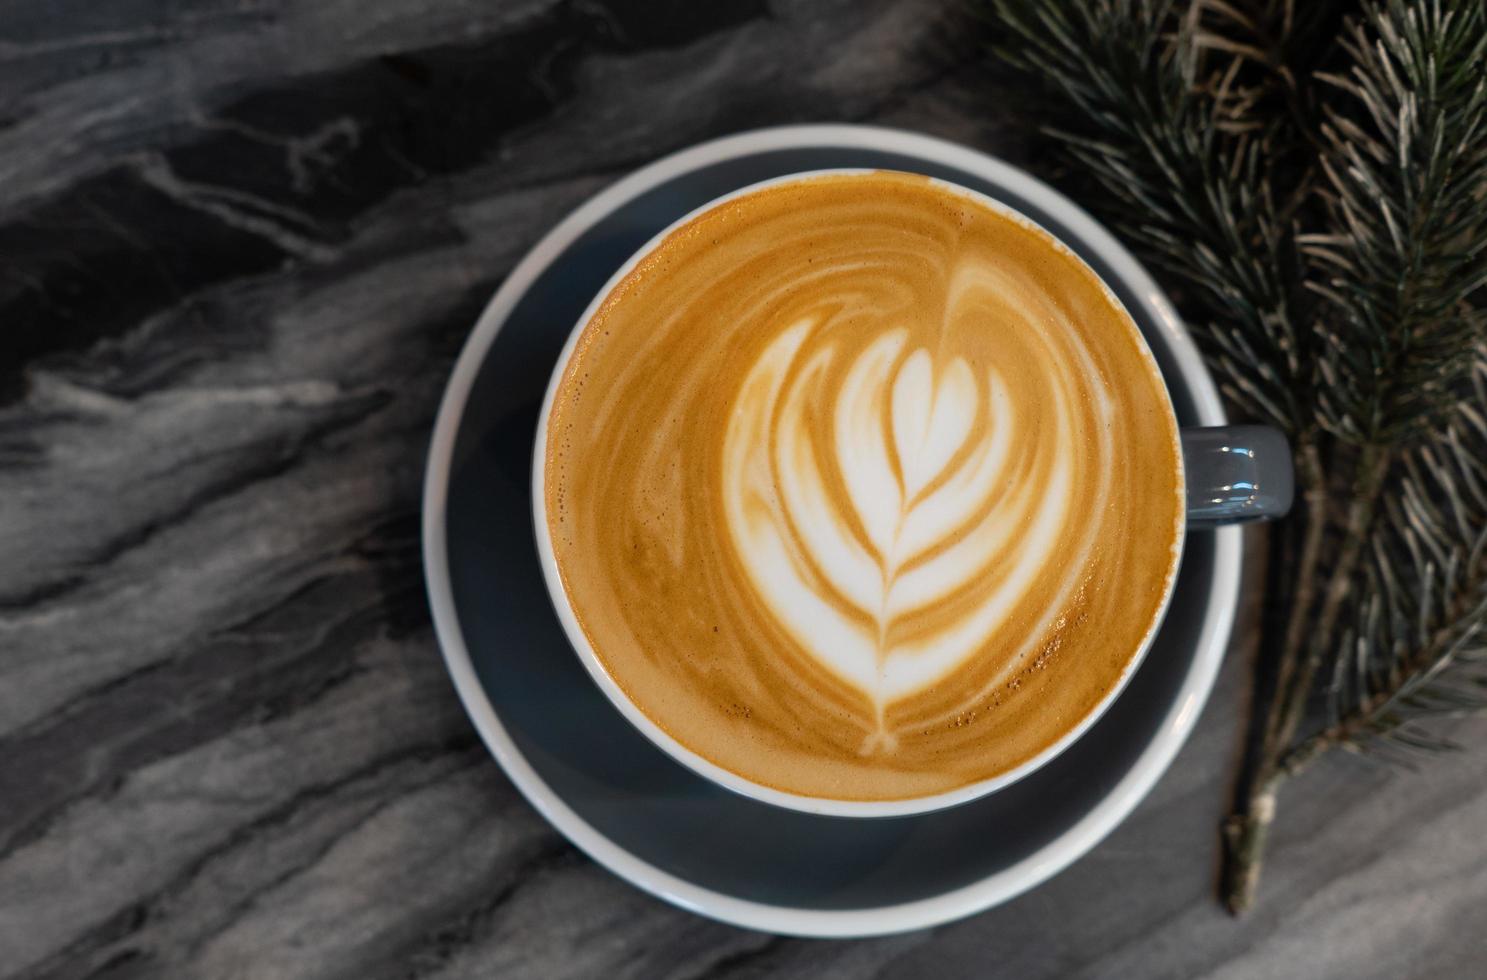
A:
[423,125,1242,936]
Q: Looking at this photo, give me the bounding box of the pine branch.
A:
[1223,0,1487,914]
[979,0,1487,916]
[1253,0,1487,790]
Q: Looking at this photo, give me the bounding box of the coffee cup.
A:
[532,169,1290,817]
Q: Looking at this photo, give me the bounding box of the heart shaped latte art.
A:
[722,298,1114,751]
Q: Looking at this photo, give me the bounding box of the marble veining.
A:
[2,1,1484,977]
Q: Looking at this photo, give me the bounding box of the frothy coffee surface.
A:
[545,172,1183,801]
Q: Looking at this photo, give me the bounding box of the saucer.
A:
[422,125,1242,937]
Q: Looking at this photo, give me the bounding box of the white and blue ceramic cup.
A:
[532,169,1292,819]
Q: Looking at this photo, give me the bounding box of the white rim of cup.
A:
[423,123,1241,936]
[529,167,1189,818]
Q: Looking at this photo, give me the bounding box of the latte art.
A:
[723,310,1106,753]
[545,172,1183,801]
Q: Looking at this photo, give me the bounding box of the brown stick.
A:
[1220,442,1393,914]
[1269,446,1392,758]
[1261,438,1329,756]
[1218,434,1325,913]
[1221,774,1279,915]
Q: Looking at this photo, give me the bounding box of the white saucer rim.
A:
[421,123,1242,938]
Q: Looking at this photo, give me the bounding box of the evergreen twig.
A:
[980,0,1487,913]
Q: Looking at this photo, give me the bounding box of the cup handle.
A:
[1180,425,1294,526]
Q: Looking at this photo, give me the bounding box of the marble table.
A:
[3,1,1484,977]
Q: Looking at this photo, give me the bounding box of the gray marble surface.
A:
[2,1,1485,977]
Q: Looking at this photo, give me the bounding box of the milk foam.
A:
[721,259,1114,750]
